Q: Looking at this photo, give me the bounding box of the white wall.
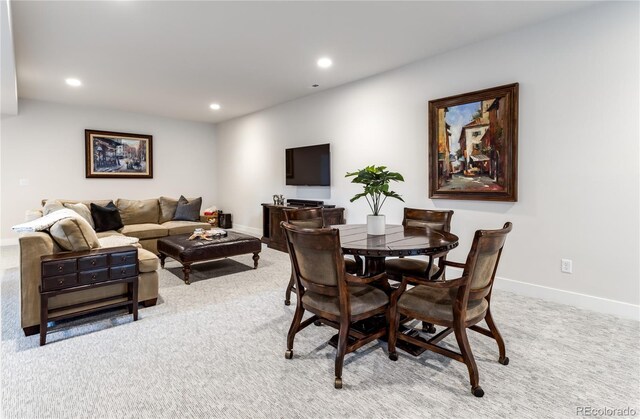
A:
[215,3,639,315]
[1,99,217,242]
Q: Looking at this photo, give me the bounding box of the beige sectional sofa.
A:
[19,197,210,336]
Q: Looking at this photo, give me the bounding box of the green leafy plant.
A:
[345,165,405,215]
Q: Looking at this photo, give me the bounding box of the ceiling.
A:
[7,1,594,124]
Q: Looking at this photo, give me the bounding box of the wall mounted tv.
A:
[285,143,330,186]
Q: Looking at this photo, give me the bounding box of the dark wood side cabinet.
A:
[39,245,140,345]
[261,204,345,252]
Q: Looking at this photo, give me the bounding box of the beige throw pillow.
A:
[116,198,159,225]
[63,202,95,228]
[49,217,101,251]
[159,196,179,223]
[43,199,64,215]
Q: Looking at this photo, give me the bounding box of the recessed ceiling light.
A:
[317,57,332,69]
[209,103,221,110]
[65,78,82,87]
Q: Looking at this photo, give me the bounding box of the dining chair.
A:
[281,221,389,389]
[282,207,362,305]
[388,222,512,397]
[385,208,454,332]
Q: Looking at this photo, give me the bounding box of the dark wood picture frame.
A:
[85,129,153,178]
[428,83,518,201]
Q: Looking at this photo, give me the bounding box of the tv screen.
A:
[285,143,330,186]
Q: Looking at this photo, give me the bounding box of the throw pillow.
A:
[159,196,179,223]
[43,199,64,215]
[49,217,101,251]
[90,201,124,232]
[63,202,95,228]
[172,195,202,222]
[116,198,159,225]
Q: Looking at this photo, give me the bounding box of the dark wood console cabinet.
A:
[261,204,345,252]
[39,246,139,345]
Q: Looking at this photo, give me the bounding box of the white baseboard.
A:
[230,224,262,238]
[442,267,639,321]
[493,277,639,321]
[0,238,18,246]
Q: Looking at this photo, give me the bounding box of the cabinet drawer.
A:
[42,259,77,277]
[110,264,137,279]
[109,251,137,267]
[78,254,108,271]
[78,268,109,285]
[42,273,77,291]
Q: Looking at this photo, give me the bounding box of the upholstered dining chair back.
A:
[403,208,454,232]
[283,207,324,229]
[462,222,512,301]
[281,222,345,294]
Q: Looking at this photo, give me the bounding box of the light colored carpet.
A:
[1,244,638,419]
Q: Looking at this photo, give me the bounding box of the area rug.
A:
[1,245,638,418]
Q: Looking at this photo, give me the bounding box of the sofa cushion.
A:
[91,202,124,232]
[162,220,212,236]
[137,248,159,273]
[63,202,95,228]
[98,235,141,249]
[116,198,159,225]
[49,217,101,251]
[159,196,179,224]
[173,196,202,222]
[95,230,124,239]
[119,224,168,240]
[42,199,112,208]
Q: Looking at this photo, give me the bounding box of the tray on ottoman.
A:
[157,231,261,284]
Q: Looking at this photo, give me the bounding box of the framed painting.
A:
[85,129,153,178]
[428,83,518,201]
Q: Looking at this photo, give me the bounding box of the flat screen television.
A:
[285,143,330,186]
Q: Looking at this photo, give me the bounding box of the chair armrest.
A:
[443,260,466,269]
[345,272,387,285]
[18,232,58,329]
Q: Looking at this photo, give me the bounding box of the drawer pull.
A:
[91,260,96,266]
[58,266,63,272]
[91,274,97,280]
[121,257,126,262]
[121,269,126,274]
[58,279,64,285]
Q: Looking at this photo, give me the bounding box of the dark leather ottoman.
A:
[157,232,261,284]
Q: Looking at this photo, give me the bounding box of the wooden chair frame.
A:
[281,222,388,389]
[388,208,454,333]
[388,222,512,397]
[282,207,362,305]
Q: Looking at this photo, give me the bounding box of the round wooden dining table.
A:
[333,224,459,277]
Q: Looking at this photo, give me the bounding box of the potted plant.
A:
[345,165,405,235]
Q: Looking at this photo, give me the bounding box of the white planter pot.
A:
[367,214,386,235]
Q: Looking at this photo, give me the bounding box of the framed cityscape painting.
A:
[428,83,518,201]
[85,129,153,178]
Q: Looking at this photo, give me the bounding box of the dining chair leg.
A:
[284,271,295,306]
[485,308,509,365]
[334,318,350,389]
[453,321,483,397]
[388,305,400,361]
[285,304,305,359]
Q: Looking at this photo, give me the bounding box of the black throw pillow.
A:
[172,195,202,222]
[90,201,124,232]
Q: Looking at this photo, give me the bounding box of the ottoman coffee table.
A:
[157,231,261,284]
